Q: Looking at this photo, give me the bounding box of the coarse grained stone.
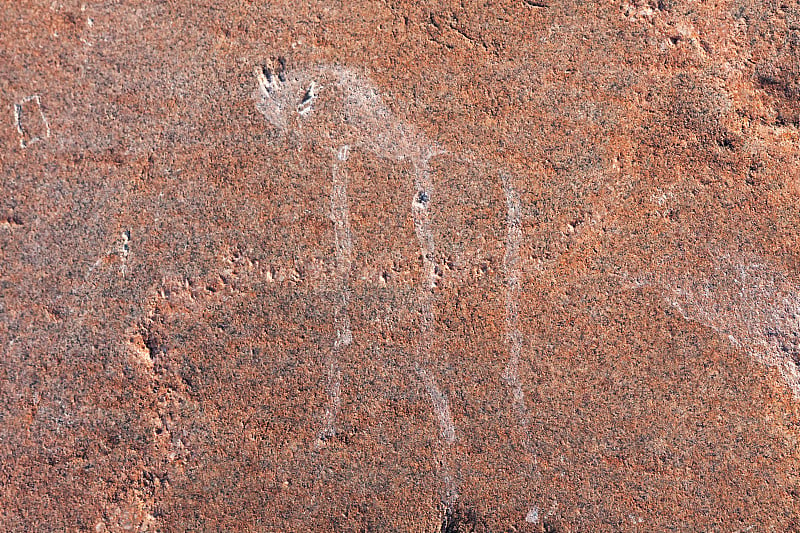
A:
[2,1,800,531]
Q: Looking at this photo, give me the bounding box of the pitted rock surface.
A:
[3,1,800,531]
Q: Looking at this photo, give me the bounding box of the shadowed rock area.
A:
[3,1,800,531]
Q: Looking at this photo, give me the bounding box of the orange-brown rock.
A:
[3,1,800,531]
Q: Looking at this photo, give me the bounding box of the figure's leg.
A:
[501,172,544,524]
[410,159,458,504]
[500,171,531,440]
[319,145,353,443]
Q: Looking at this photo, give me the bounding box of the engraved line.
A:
[411,159,457,506]
[319,144,353,441]
[501,172,541,526]
[411,159,455,445]
[500,172,530,431]
[13,95,50,148]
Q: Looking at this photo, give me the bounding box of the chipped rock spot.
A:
[439,502,483,533]
[13,95,50,148]
[95,499,155,533]
[1,211,23,228]
[297,81,320,116]
[87,230,132,278]
[525,506,540,524]
[127,332,154,370]
[621,0,662,21]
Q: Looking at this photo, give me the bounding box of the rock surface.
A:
[3,1,800,531]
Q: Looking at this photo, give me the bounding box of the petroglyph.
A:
[655,251,800,398]
[318,144,352,443]
[499,171,536,457]
[255,60,457,500]
[13,95,50,148]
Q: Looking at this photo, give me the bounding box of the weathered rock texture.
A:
[3,1,800,531]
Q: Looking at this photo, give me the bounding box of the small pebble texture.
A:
[3,1,800,531]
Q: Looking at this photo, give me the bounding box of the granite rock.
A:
[3,1,800,531]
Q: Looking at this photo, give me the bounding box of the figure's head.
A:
[253,57,320,134]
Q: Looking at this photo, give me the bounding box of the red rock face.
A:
[3,1,800,531]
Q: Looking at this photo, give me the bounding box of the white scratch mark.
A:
[410,160,456,442]
[255,62,457,500]
[319,145,353,442]
[501,172,539,516]
[254,63,446,165]
[659,250,800,398]
[254,64,288,130]
[13,95,50,148]
[87,229,132,278]
[500,172,532,440]
[119,229,130,276]
[415,364,455,444]
[410,158,458,505]
[297,82,320,116]
[628,514,644,524]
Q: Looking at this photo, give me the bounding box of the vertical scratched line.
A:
[411,159,456,443]
[411,158,457,506]
[501,171,541,523]
[320,145,353,441]
[500,172,531,441]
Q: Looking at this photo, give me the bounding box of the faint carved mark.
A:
[13,95,50,148]
[254,60,457,502]
[317,144,353,444]
[501,171,541,521]
[500,172,528,423]
[87,229,131,278]
[439,501,484,533]
[654,251,800,398]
